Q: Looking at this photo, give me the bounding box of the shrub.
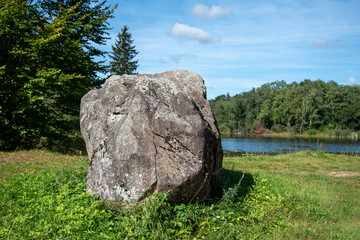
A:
[271,124,285,133]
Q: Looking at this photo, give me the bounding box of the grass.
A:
[0,150,359,239]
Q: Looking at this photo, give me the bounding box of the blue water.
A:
[221,136,360,154]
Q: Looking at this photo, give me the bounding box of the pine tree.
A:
[110,26,139,75]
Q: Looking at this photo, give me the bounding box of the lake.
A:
[221,135,360,154]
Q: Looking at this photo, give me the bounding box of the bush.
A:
[286,126,296,136]
[271,124,285,133]
[304,128,320,135]
[327,129,353,137]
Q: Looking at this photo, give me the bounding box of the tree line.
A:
[0,0,138,151]
[209,80,360,135]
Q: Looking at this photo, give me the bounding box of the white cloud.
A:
[313,39,332,46]
[159,58,167,64]
[170,23,219,43]
[192,4,231,19]
[171,53,196,64]
[313,38,344,47]
[347,77,357,84]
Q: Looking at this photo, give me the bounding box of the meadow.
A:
[1,150,359,239]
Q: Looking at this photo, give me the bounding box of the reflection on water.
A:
[221,135,360,154]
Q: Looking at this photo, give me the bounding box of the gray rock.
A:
[80,70,222,203]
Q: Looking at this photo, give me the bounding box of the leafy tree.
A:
[109,25,139,75]
[0,0,115,150]
[210,94,238,132]
[210,79,360,135]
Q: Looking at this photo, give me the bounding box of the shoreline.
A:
[221,131,359,139]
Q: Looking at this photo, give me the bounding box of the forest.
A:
[210,79,360,135]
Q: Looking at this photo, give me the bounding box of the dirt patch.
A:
[328,171,360,177]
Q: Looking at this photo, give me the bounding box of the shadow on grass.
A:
[209,168,255,204]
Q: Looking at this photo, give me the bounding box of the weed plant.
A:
[0,150,359,239]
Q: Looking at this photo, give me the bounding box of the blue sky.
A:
[101,0,360,99]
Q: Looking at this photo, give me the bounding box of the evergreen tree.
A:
[110,26,139,75]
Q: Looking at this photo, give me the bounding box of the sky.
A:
[101,0,360,99]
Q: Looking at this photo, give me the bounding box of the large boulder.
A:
[80,70,222,203]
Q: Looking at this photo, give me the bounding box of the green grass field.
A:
[1,150,359,239]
